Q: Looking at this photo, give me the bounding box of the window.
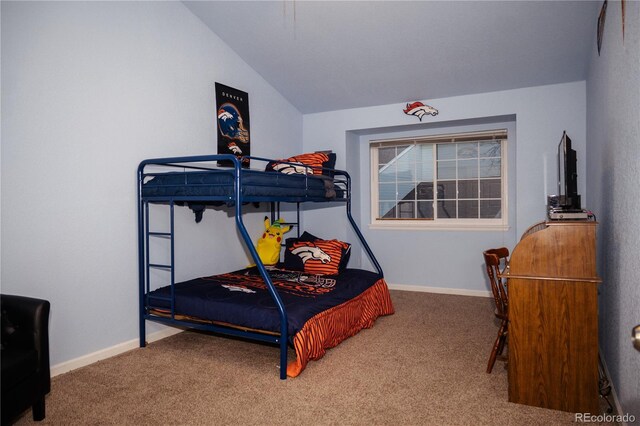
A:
[370,130,507,229]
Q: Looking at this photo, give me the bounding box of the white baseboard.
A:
[50,326,183,377]
[387,282,491,298]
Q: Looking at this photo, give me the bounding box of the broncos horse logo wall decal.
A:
[403,101,439,121]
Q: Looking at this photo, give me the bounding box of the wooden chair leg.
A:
[497,322,508,356]
[487,322,507,374]
[487,330,502,373]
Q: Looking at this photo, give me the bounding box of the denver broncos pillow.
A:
[266,152,336,176]
[284,238,351,275]
[293,231,351,271]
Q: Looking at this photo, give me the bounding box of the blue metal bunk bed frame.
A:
[137,154,382,379]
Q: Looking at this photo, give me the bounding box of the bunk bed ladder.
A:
[270,201,301,239]
[143,200,176,327]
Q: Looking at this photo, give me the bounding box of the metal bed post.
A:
[144,201,151,337]
[137,166,147,348]
[343,171,383,277]
[169,201,175,318]
[231,158,289,380]
[296,202,301,238]
[270,202,276,225]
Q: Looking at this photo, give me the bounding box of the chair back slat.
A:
[483,247,510,373]
[483,247,509,318]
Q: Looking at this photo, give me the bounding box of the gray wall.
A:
[1,1,302,367]
[586,0,640,417]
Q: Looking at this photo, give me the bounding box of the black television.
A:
[557,131,581,210]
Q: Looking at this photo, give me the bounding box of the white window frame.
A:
[370,129,509,231]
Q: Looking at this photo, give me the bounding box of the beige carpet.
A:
[15,290,610,425]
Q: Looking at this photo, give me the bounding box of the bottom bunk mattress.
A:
[146,267,394,377]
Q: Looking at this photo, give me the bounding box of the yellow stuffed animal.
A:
[255,217,291,266]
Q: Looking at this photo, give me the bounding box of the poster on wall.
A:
[597,0,608,56]
[215,82,250,167]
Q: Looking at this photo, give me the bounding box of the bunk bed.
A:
[137,154,394,379]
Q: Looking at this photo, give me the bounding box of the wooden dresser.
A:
[505,220,600,414]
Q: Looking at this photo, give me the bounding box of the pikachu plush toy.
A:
[255,217,291,266]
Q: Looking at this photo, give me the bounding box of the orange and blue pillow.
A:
[284,232,351,275]
[266,152,336,176]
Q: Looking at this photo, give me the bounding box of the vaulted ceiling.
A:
[184,1,600,114]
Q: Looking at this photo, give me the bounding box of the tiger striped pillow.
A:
[287,239,350,275]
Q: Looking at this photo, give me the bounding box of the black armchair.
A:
[1,294,51,425]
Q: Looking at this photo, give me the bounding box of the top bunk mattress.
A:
[141,169,339,201]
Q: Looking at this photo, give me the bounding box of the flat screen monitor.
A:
[557,131,581,210]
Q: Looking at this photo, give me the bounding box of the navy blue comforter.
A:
[146,267,382,336]
[142,169,336,200]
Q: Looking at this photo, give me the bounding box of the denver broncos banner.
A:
[215,82,250,167]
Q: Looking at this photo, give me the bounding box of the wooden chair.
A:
[483,247,510,373]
